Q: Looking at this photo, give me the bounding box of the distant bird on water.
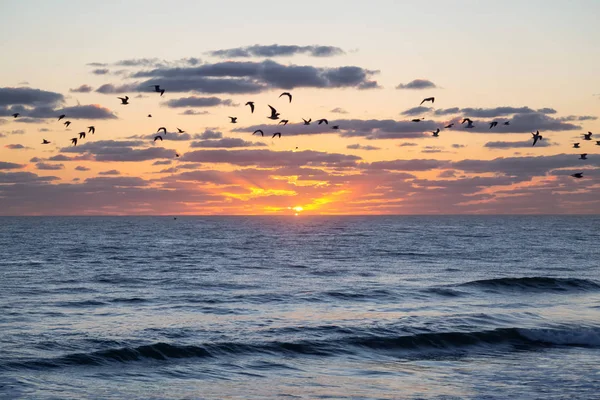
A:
[420,97,435,105]
[246,101,255,113]
[88,126,95,134]
[118,96,129,105]
[253,130,264,136]
[70,137,78,146]
[280,92,292,103]
[268,105,280,120]
[229,116,238,123]
[571,172,583,179]
[532,130,543,146]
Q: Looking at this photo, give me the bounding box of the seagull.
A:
[150,85,162,92]
[175,153,180,158]
[571,172,583,179]
[583,132,593,140]
[303,118,311,125]
[532,130,543,146]
[148,114,152,118]
[154,135,163,141]
[160,89,165,96]
[272,132,281,138]
[12,113,19,118]
[157,127,167,134]
[78,132,86,139]
[177,128,185,133]
[70,137,78,146]
[420,97,435,105]
[332,125,340,130]
[489,121,498,129]
[317,119,328,125]
[42,139,50,144]
[279,92,292,103]
[445,123,454,128]
[461,118,473,124]
[229,116,238,123]
[411,118,424,122]
[64,121,71,127]
[432,128,440,137]
[596,141,600,146]
[267,105,280,120]
[573,143,580,148]
[245,101,255,113]
[278,120,289,125]
[118,96,129,105]
[504,121,510,125]
[253,129,264,136]
[58,114,66,121]
[580,153,588,160]
[86,126,95,134]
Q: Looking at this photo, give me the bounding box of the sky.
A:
[0,0,599,215]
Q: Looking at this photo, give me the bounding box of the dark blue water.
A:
[1,216,599,399]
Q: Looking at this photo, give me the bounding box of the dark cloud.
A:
[208,44,344,58]
[29,157,42,162]
[87,62,108,67]
[181,149,360,168]
[194,130,223,140]
[346,144,381,151]
[559,115,598,122]
[401,106,432,116]
[434,106,557,118]
[92,69,110,75]
[5,144,29,150]
[365,159,447,171]
[39,128,50,132]
[48,154,73,161]
[95,83,138,94]
[190,138,266,148]
[331,107,348,114]
[153,160,172,166]
[0,161,24,170]
[438,170,457,178]
[75,166,90,171]
[98,169,121,175]
[460,113,581,133]
[112,57,201,68]
[35,162,64,170]
[421,146,446,154]
[398,142,418,147]
[14,117,46,124]
[396,79,437,90]
[452,144,466,149]
[129,133,192,141]
[132,60,379,92]
[70,85,94,93]
[181,109,210,116]
[484,140,555,149]
[60,140,175,162]
[20,104,118,120]
[0,171,58,183]
[0,87,64,107]
[1,129,25,135]
[163,96,235,108]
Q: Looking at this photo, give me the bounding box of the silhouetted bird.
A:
[58,114,66,121]
[246,101,255,113]
[160,89,165,96]
[432,128,440,137]
[253,130,264,136]
[571,172,583,179]
[150,85,162,92]
[596,141,600,146]
[12,113,19,118]
[504,121,510,125]
[157,127,167,134]
[532,131,543,146]
[573,143,580,148]
[272,132,281,138]
[279,120,289,125]
[280,92,292,103]
[154,136,163,141]
[268,105,280,120]
[580,153,588,160]
[78,132,86,139]
[411,118,423,122]
[175,153,180,158]
[229,117,238,123]
[445,123,454,128]
[70,137,78,146]
[489,121,498,129]
[64,121,71,127]
[118,96,129,105]
[461,118,473,124]
[317,119,328,125]
[177,128,185,133]
[42,139,50,144]
[88,126,95,134]
[332,125,340,130]
[148,114,152,118]
[303,118,311,125]
[583,132,593,140]
[420,97,435,105]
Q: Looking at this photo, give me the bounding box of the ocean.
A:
[1,216,599,399]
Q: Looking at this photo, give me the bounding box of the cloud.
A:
[75,166,90,171]
[0,87,64,107]
[153,160,172,166]
[48,154,73,161]
[194,130,223,139]
[60,140,176,162]
[452,144,466,149]
[346,144,381,151]
[331,107,348,114]
[484,140,555,149]
[190,138,267,148]
[129,132,192,141]
[434,106,557,118]
[366,159,447,171]
[398,142,418,147]
[163,96,235,108]
[0,161,24,170]
[95,83,138,94]
[98,169,120,175]
[181,149,360,168]
[131,60,380,92]
[1,129,25,135]
[39,128,50,132]
[36,162,64,170]
[559,115,598,121]
[70,85,94,93]
[92,68,110,75]
[5,144,30,150]
[401,106,432,116]
[87,62,108,67]
[208,44,345,58]
[0,171,58,183]
[181,109,210,116]
[421,146,445,154]
[396,79,437,90]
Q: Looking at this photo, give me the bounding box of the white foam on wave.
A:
[518,327,600,347]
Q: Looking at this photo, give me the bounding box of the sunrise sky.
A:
[1,0,599,215]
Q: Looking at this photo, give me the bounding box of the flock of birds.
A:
[8,86,599,179]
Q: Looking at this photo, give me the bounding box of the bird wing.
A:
[268,105,277,115]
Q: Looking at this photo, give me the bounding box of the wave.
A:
[458,277,600,292]
[7,326,599,370]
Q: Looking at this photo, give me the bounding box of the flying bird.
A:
[177,128,185,133]
[267,105,280,120]
[64,121,71,127]
[532,130,543,146]
[70,137,78,146]
[444,123,454,128]
[154,135,163,141]
[461,118,473,124]
[245,101,255,113]
[157,127,167,134]
[78,132,86,139]
[279,92,292,103]
[579,153,588,160]
[12,113,19,118]
[303,118,311,125]
[150,85,162,92]
[504,121,510,125]
[253,129,264,136]
[432,128,440,137]
[332,125,340,130]
[148,114,152,118]
[118,96,129,105]
[58,114,66,121]
[317,119,328,125]
[87,126,95,134]
[583,132,593,140]
[42,139,50,144]
[229,116,238,123]
[596,141,600,146]
[571,172,583,179]
[573,143,580,148]
[411,118,424,122]
[175,153,180,158]
[160,89,165,96]
[420,97,435,105]
[272,132,281,138]
[489,121,498,129]
[278,120,289,125]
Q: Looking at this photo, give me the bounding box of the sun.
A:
[293,206,304,212]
